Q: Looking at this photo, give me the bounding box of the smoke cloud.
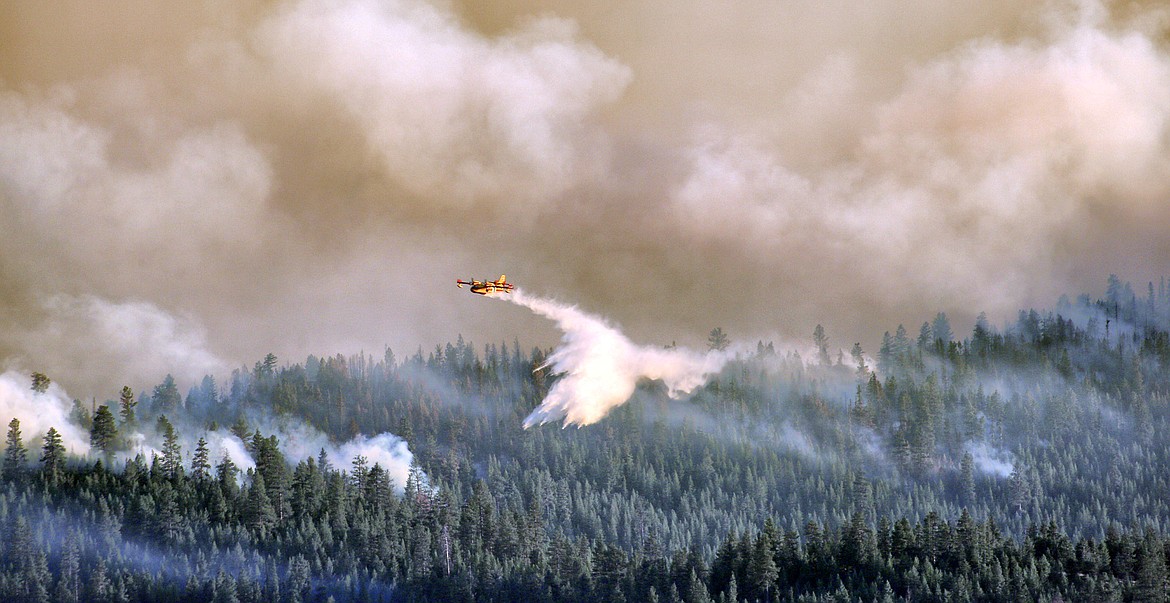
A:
[7,295,228,390]
[0,370,90,455]
[507,291,731,427]
[966,441,1017,478]
[257,418,416,493]
[257,0,630,206]
[3,0,1170,394]
[0,368,417,494]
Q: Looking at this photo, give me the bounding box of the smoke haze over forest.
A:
[3,0,1170,393]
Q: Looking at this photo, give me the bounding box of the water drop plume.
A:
[505,290,731,427]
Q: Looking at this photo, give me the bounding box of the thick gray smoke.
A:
[3,0,1169,394]
[506,291,731,427]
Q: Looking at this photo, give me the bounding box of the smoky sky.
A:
[2,0,1170,394]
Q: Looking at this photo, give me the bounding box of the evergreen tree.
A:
[850,342,866,374]
[960,452,976,505]
[747,529,778,602]
[118,386,137,427]
[878,331,894,373]
[212,570,240,603]
[255,353,278,380]
[30,372,50,394]
[152,374,182,414]
[687,567,712,603]
[53,533,80,603]
[87,558,111,602]
[245,472,277,533]
[932,312,953,346]
[157,416,183,479]
[192,437,211,480]
[40,427,66,486]
[1134,528,1168,603]
[90,405,118,458]
[3,418,27,480]
[813,324,831,365]
[708,328,731,352]
[286,555,311,603]
[216,454,240,495]
[917,321,933,351]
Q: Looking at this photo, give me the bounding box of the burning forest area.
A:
[5,1,1170,601]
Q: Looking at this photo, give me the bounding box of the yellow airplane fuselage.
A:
[457,275,514,295]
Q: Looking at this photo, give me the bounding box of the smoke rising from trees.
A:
[0,371,90,455]
[0,368,418,494]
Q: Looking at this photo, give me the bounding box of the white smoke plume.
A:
[506,290,732,427]
[0,367,416,494]
[123,428,258,474]
[337,433,417,491]
[0,370,91,455]
[243,416,416,494]
[113,414,416,494]
[205,429,257,472]
[966,441,1016,477]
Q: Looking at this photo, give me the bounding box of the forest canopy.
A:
[1,275,1169,602]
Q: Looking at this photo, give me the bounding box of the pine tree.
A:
[30,371,50,394]
[878,332,894,373]
[813,325,831,365]
[8,515,36,570]
[245,472,277,533]
[686,568,712,603]
[932,312,953,347]
[152,374,182,414]
[917,322,933,351]
[889,323,906,352]
[850,342,866,374]
[251,432,288,521]
[217,454,240,495]
[90,405,118,458]
[256,353,278,380]
[960,452,976,505]
[1133,528,1168,603]
[841,512,876,571]
[53,533,81,603]
[40,427,66,486]
[157,416,182,479]
[3,418,27,480]
[118,386,137,427]
[708,328,731,352]
[192,437,211,480]
[7,515,51,602]
[155,484,183,544]
[212,570,240,603]
[87,558,111,602]
[286,555,312,603]
[26,551,51,603]
[746,530,778,602]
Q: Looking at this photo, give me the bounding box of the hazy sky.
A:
[2,0,1169,394]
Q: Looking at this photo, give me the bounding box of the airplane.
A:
[456,274,515,295]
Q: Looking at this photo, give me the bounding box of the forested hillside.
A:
[2,275,1170,602]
